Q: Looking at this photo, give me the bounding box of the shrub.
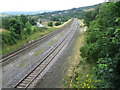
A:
[47,21,53,27]
[54,21,61,26]
[80,2,120,88]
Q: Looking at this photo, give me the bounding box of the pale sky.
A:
[0,0,105,12]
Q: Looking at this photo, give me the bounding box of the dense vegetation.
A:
[54,21,62,26]
[2,15,35,45]
[47,21,53,27]
[65,2,120,88]
[1,15,59,55]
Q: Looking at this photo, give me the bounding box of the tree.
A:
[80,1,120,88]
[47,21,53,27]
[54,21,61,26]
[29,17,36,25]
[25,21,32,35]
[51,16,59,21]
[21,15,29,27]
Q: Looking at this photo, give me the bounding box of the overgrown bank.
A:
[64,2,120,88]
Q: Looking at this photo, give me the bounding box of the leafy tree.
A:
[2,17,11,29]
[29,17,36,25]
[21,15,29,25]
[25,21,32,35]
[51,16,59,21]
[80,1,120,88]
[47,21,53,27]
[84,7,99,26]
[54,21,61,26]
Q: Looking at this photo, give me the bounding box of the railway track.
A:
[13,18,79,89]
[0,19,74,63]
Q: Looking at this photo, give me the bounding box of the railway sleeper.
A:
[29,75,36,77]
[19,83,27,87]
[16,86,24,88]
[32,70,40,74]
[21,81,29,84]
[41,63,48,66]
[30,73,37,76]
[35,66,43,70]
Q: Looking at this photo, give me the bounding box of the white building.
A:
[36,22,44,28]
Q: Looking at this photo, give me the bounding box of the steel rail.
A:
[13,19,79,89]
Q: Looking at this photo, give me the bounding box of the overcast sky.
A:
[0,0,106,12]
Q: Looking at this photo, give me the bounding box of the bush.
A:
[47,21,53,27]
[2,31,17,45]
[80,2,120,88]
[95,58,119,88]
[54,21,61,26]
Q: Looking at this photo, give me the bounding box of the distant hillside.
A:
[1,3,100,16]
[34,4,101,22]
[39,4,100,15]
[0,10,54,15]
[1,3,101,23]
